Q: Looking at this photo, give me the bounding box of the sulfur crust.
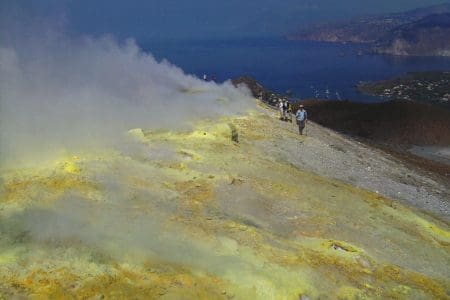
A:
[0,111,449,299]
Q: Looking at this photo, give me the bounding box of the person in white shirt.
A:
[278,99,284,120]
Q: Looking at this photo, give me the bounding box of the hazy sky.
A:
[2,0,450,40]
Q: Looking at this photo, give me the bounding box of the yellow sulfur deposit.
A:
[0,109,449,299]
[62,160,81,174]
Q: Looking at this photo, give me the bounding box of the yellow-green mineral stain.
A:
[0,113,449,299]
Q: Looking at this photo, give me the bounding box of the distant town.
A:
[359,71,450,106]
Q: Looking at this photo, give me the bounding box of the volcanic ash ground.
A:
[1,109,449,299]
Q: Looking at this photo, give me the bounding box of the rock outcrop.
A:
[232,76,285,106]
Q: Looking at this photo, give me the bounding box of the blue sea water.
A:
[141,37,450,102]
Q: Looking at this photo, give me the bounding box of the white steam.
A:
[0,32,254,169]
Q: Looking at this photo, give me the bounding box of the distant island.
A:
[288,4,450,56]
[359,71,450,106]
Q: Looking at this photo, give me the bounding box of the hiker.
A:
[278,99,284,120]
[295,105,308,135]
[283,100,289,121]
[284,100,292,123]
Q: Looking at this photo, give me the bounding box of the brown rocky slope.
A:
[295,100,450,146]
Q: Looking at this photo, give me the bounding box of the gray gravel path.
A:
[257,111,450,221]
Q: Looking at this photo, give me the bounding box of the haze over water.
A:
[143,37,450,102]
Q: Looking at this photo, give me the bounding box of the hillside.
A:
[294,100,450,178]
[1,106,449,298]
[234,76,450,176]
[288,16,407,43]
[234,76,450,148]
[373,13,450,56]
[296,99,450,145]
[288,4,450,56]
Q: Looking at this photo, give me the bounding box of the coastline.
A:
[143,37,450,102]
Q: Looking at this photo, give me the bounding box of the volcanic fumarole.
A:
[0,16,449,300]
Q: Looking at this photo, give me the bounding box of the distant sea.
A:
[142,37,450,102]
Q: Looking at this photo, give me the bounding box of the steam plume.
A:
[0,26,254,169]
